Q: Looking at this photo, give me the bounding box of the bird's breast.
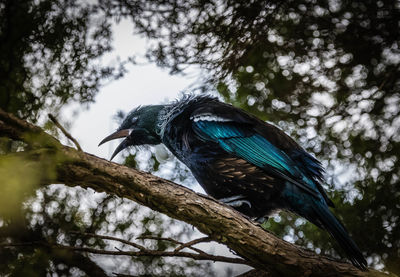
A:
[187,152,287,217]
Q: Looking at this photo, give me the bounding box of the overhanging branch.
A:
[0,109,395,277]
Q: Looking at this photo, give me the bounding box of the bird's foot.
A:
[254,216,269,224]
[218,195,252,208]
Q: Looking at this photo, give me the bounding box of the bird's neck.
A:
[156,101,188,138]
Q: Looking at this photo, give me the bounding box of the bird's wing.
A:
[191,109,324,201]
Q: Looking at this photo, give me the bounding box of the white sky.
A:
[61,20,250,275]
[64,20,198,161]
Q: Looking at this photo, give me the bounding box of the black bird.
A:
[99,95,367,269]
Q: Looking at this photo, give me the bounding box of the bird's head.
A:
[99,105,164,160]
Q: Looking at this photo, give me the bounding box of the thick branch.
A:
[0,109,395,277]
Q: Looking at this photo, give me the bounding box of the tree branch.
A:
[71,232,222,263]
[0,109,396,277]
[1,240,251,266]
[70,231,147,252]
[136,234,212,255]
[48,113,82,151]
[0,242,109,277]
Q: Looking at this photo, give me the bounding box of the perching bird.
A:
[99,95,367,269]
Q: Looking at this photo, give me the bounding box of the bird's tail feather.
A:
[310,201,367,270]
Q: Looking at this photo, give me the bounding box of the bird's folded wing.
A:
[192,119,322,199]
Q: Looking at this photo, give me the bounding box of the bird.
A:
[99,95,367,269]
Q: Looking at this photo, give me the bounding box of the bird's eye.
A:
[131,116,138,124]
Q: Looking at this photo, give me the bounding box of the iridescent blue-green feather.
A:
[193,120,321,199]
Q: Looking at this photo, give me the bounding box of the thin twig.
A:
[60,244,252,265]
[0,241,42,247]
[136,235,181,244]
[48,114,82,151]
[69,231,147,251]
[70,233,245,264]
[112,273,137,277]
[137,235,211,255]
[174,237,212,253]
[0,240,252,266]
[377,65,400,91]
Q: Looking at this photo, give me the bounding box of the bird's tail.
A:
[309,200,367,270]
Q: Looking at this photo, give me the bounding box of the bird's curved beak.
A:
[98,129,131,160]
[98,129,130,146]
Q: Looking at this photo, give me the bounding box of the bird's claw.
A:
[255,216,268,224]
[218,195,252,208]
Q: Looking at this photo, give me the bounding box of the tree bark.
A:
[0,109,395,277]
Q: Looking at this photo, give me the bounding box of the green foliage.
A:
[0,154,41,219]
[0,0,124,122]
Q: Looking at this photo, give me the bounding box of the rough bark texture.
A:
[0,109,396,277]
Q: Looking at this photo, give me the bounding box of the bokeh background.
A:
[0,0,399,276]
